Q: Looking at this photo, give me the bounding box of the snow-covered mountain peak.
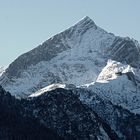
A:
[80,16,93,21]
[87,60,140,114]
[96,59,134,82]
[0,17,140,97]
[73,16,97,30]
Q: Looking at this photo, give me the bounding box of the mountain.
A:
[0,86,62,140]
[0,85,115,140]
[0,16,140,139]
[0,16,140,98]
[26,88,115,140]
[1,84,139,140]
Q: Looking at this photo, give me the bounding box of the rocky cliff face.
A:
[108,37,140,68]
[2,17,98,79]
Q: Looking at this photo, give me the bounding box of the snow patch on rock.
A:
[29,83,66,97]
[88,60,140,114]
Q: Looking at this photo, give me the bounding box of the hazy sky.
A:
[0,0,140,66]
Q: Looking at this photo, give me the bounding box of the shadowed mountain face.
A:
[4,17,97,79]
[0,17,139,97]
[108,37,140,68]
[0,86,113,140]
[1,85,140,140]
[0,86,63,140]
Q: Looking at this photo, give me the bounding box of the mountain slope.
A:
[87,60,140,114]
[0,85,114,140]
[1,16,139,97]
[0,17,114,96]
[1,83,140,140]
[0,86,62,140]
[25,88,114,140]
[0,16,140,140]
[78,88,140,140]
[28,85,140,140]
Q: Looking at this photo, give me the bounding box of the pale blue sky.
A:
[0,0,140,66]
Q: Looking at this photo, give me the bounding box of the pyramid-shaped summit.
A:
[0,16,140,97]
[72,16,97,30]
[76,16,95,24]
